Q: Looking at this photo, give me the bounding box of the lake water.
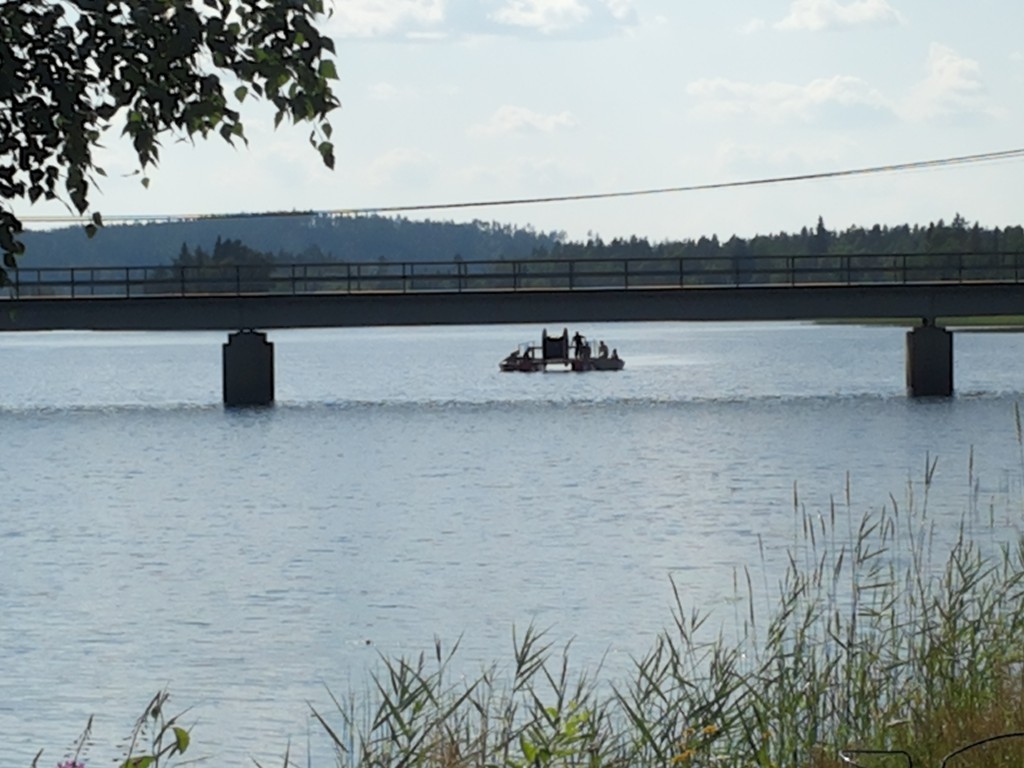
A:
[3,322,1024,766]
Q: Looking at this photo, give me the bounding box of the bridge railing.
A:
[5,251,1023,298]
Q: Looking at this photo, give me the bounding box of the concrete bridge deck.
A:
[0,282,1022,332]
[3,252,1023,402]
[2,251,1024,330]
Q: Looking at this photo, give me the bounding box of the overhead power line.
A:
[17,146,1024,226]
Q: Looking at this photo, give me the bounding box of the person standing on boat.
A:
[598,340,608,358]
[572,331,585,358]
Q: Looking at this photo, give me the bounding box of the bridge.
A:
[4,251,1023,404]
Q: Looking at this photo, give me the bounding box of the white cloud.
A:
[487,0,637,34]
[740,18,767,35]
[707,139,858,178]
[903,43,987,120]
[604,0,634,21]
[470,105,578,136]
[363,147,438,188]
[367,83,401,102]
[459,155,587,193]
[687,75,890,123]
[775,0,904,31]
[329,0,637,40]
[490,0,590,33]
[332,0,445,38]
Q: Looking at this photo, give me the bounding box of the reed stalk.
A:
[309,465,1024,768]
[37,458,1024,768]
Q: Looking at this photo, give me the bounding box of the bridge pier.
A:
[905,322,953,397]
[223,330,274,406]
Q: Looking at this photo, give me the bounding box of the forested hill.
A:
[534,215,1024,261]
[17,214,564,269]
[16,212,1024,270]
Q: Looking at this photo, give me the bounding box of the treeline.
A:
[17,214,564,269]
[147,237,278,293]
[531,215,1024,262]
[173,237,275,268]
[17,212,1024,274]
[149,213,1024,293]
[13,213,1024,296]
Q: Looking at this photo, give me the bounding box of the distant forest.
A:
[16,212,1024,271]
[18,214,562,269]
[537,214,1024,262]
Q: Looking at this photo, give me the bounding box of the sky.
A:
[17,0,1024,243]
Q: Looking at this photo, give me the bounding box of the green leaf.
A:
[92,211,103,227]
[122,757,155,768]
[3,253,17,269]
[0,0,341,253]
[84,223,97,238]
[319,59,338,80]
[318,140,335,170]
[520,735,537,763]
[71,189,88,213]
[173,726,190,753]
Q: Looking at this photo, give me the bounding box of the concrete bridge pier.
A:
[905,321,953,397]
[223,330,274,406]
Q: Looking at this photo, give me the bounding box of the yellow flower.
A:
[671,748,696,764]
[701,724,719,736]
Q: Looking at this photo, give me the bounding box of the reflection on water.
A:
[2,323,1024,764]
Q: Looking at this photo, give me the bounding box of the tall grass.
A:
[310,472,1024,768]
[35,461,1024,767]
